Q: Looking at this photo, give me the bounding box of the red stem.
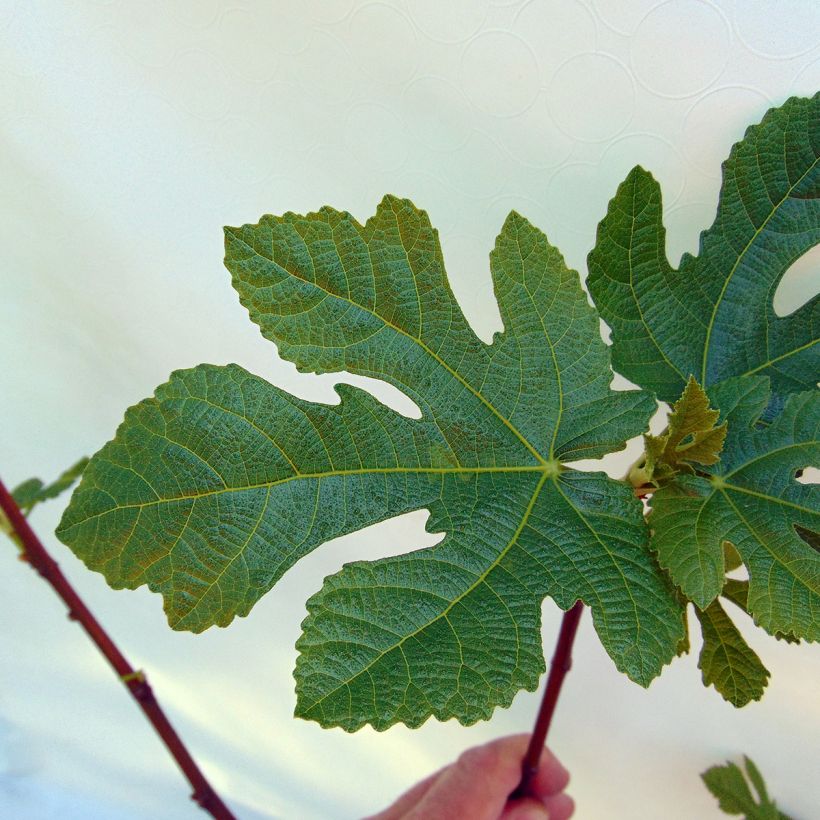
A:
[511,601,584,799]
[0,477,236,820]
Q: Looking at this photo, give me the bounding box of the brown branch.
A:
[511,601,584,799]
[0,477,236,820]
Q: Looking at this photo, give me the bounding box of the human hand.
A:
[368,734,573,820]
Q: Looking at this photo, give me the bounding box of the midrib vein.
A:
[723,482,817,517]
[64,464,547,529]
[742,337,819,377]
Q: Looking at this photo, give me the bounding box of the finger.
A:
[502,792,575,820]
[365,766,446,820]
[541,792,575,820]
[527,746,570,798]
[405,734,533,820]
[501,797,550,820]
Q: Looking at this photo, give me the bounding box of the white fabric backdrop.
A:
[1,1,818,818]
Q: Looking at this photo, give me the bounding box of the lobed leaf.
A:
[650,376,819,640]
[588,93,820,406]
[59,200,685,730]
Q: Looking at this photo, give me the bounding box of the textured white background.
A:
[1,1,819,818]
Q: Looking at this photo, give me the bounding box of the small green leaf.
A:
[12,478,46,510]
[696,599,769,707]
[59,200,685,730]
[588,93,820,405]
[650,376,819,639]
[12,458,89,516]
[702,756,792,819]
[629,376,726,488]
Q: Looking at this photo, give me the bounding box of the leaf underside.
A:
[588,92,820,406]
[696,598,769,707]
[702,756,792,819]
[650,376,819,641]
[722,579,800,644]
[58,198,685,731]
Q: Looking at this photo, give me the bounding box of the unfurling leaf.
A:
[696,599,769,707]
[702,756,792,819]
[650,376,819,640]
[57,198,685,730]
[629,376,727,488]
[588,93,819,406]
[12,457,89,516]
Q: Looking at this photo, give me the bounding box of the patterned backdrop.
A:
[1,2,818,818]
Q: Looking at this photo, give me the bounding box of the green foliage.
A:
[687,569,802,706]
[588,92,819,406]
[12,458,89,516]
[650,376,818,640]
[702,757,792,819]
[629,376,726,489]
[53,95,819,732]
[696,599,770,707]
[722,579,800,645]
[57,201,686,731]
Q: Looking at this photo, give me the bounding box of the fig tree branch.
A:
[0,477,236,820]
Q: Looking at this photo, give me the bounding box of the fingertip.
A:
[530,747,570,797]
[542,792,575,820]
[502,798,550,820]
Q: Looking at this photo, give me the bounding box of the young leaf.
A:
[58,200,685,730]
[587,93,819,405]
[696,599,770,707]
[629,376,726,488]
[650,376,818,640]
[702,756,792,819]
[12,457,89,516]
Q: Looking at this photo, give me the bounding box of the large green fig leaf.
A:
[58,199,685,730]
[588,93,819,404]
[649,376,819,640]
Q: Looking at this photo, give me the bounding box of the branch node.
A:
[128,675,154,704]
[193,788,216,808]
[120,669,146,685]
